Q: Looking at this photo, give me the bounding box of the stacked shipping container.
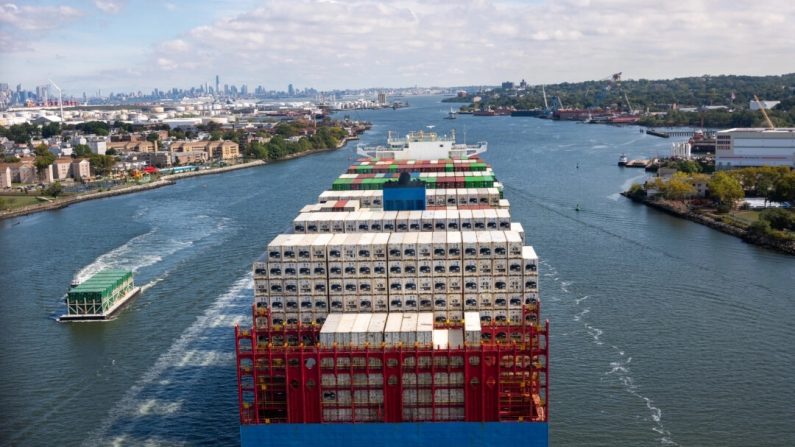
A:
[238,152,548,432]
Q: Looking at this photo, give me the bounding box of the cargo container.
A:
[60,269,140,321]
[237,131,548,447]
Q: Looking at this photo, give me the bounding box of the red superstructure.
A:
[235,307,548,424]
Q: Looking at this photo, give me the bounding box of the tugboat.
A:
[618,153,628,167]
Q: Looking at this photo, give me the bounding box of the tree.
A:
[146,132,160,142]
[709,171,744,210]
[759,208,795,231]
[45,181,63,198]
[72,144,92,158]
[33,143,55,173]
[89,154,116,176]
[627,183,646,200]
[771,172,795,203]
[662,173,696,201]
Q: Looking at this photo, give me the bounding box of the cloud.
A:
[6,0,795,92]
[0,31,31,52]
[94,0,125,14]
[134,0,790,89]
[0,3,83,31]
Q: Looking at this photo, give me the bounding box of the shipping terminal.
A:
[235,130,549,446]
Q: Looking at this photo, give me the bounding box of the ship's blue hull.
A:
[241,422,548,447]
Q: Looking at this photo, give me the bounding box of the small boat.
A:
[444,108,457,119]
[59,269,141,322]
[618,154,628,167]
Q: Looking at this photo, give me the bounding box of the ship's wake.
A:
[82,274,253,446]
[542,259,677,446]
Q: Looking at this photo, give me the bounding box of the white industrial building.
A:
[715,128,795,169]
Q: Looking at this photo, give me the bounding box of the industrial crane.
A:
[753,95,775,129]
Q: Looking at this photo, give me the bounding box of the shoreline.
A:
[0,137,357,222]
[622,193,795,255]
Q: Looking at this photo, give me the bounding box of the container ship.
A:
[235,130,549,446]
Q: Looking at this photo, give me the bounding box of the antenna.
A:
[48,79,64,123]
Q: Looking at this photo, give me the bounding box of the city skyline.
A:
[1,0,795,96]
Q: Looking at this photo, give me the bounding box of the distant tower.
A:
[288,83,294,97]
[216,75,220,95]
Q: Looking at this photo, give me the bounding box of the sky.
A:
[1,0,794,96]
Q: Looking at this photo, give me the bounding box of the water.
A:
[1,97,794,446]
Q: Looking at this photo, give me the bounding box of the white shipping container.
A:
[484,209,499,230]
[336,313,358,345]
[432,329,449,349]
[373,295,389,312]
[461,231,477,258]
[459,210,473,231]
[446,231,462,259]
[388,233,404,259]
[419,294,434,311]
[351,313,372,345]
[372,233,390,259]
[319,314,342,346]
[464,311,481,346]
[384,313,403,345]
[506,231,523,258]
[367,313,387,345]
[408,211,422,231]
[400,313,418,345]
[448,328,464,349]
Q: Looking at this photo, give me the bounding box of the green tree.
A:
[146,132,160,143]
[41,122,61,138]
[759,208,795,231]
[89,154,116,176]
[663,173,696,201]
[33,143,55,173]
[3,155,20,163]
[627,183,646,200]
[709,171,744,210]
[771,172,795,203]
[45,181,63,198]
[72,144,92,158]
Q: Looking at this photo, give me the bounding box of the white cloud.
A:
[5,0,795,92]
[94,0,125,14]
[0,3,83,31]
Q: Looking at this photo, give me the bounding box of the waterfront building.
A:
[71,159,91,180]
[715,128,795,169]
[107,140,155,153]
[52,158,73,180]
[170,140,239,161]
[0,164,12,188]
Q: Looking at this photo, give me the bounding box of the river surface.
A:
[1,96,793,446]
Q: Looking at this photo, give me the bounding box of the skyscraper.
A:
[288,83,294,96]
[216,75,220,95]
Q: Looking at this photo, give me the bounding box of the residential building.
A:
[87,136,108,155]
[174,151,208,165]
[715,128,795,169]
[0,164,12,188]
[71,159,91,180]
[107,140,156,153]
[138,151,172,168]
[52,158,73,180]
[171,139,239,161]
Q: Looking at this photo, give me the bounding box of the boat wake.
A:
[541,259,677,446]
[82,274,253,446]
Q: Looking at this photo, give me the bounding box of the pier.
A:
[646,128,709,138]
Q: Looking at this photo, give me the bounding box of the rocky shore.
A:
[622,193,795,255]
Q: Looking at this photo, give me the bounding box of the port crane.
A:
[753,95,776,129]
